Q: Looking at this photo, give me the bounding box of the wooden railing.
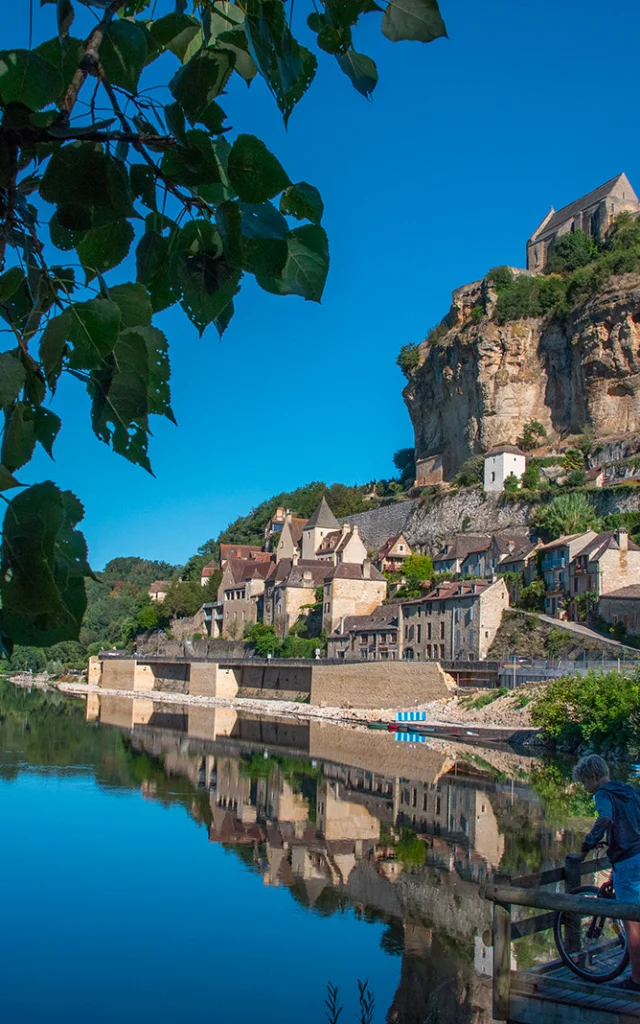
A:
[480,854,640,1021]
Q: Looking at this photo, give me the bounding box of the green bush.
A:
[469,303,484,323]
[246,623,281,656]
[503,473,520,494]
[397,342,421,378]
[563,448,585,472]
[487,265,514,290]
[425,321,450,346]
[396,831,426,869]
[530,670,640,750]
[565,469,587,487]
[521,463,540,490]
[545,627,573,656]
[545,230,600,273]
[454,455,484,487]
[517,421,547,452]
[534,492,600,539]
[519,578,545,611]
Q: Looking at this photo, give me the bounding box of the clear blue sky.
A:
[9,0,640,568]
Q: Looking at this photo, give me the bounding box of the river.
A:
[0,681,596,1024]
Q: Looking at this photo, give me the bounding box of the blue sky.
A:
[8,0,640,568]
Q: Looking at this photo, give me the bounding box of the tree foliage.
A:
[534,492,600,540]
[0,0,448,653]
[530,670,640,751]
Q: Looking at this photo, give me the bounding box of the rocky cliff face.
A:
[405,272,640,480]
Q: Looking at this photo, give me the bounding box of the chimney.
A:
[363,559,371,580]
[616,528,629,552]
[292,551,299,565]
[339,616,345,635]
[303,570,312,583]
[341,522,350,535]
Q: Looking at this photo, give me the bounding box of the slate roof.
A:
[324,562,385,582]
[283,517,307,544]
[402,579,495,607]
[377,535,410,559]
[433,535,491,563]
[316,528,354,554]
[225,557,274,586]
[330,604,400,637]
[534,174,627,239]
[573,529,639,562]
[538,531,595,553]
[601,585,640,600]
[485,445,525,457]
[304,496,340,531]
[282,564,329,588]
[499,538,539,566]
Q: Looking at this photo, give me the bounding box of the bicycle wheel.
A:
[554,885,629,982]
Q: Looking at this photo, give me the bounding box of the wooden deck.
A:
[508,956,640,1024]
[482,855,640,1024]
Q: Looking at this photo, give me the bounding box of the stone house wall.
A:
[322,578,387,634]
[599,594,640,635]
[273,583,316,638]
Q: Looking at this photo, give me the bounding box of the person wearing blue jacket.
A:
[573,754,640,990]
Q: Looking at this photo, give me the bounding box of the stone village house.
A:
[399,578,509,662]
[538,531,598,618]
[375,535,412,573]
[567,528,640,619]
[600,586,640,638]
[327,604,400,660]
[483,446,526,493]
[322,562,387,636]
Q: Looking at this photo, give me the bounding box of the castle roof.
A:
[304,496,340,531]
[324,562,385,582]
[531,174,636,240]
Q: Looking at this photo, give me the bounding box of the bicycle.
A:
[554,849,630,983]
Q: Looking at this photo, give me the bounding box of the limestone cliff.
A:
[405,271,640,482]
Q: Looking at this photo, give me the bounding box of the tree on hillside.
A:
[0,0,449,655]
[393,448,416,489]
[534,492,600,540]
[101,557,178,588]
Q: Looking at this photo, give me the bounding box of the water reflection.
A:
[0,683,598,1024]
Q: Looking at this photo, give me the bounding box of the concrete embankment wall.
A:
[309,661,454,709]
[94,655,454,709]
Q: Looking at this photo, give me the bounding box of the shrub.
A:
[397,343,420,379]
[519,578,545,611]
[521,462,540,490]
[503,473,520,494]
[454,455,484,487]
[487,266,514,290]
[530,670,640,750]
[563,447,585,472]
[396,831,426,869]
[469,303,484,323]
[517,420,547,452]
[425,321,450,346]
[246,623,280,657]
[534,492,600,539]
[545,626,573,656]
[545,230,600,273]
[565,469,587,487]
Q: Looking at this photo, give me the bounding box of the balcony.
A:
[542,555,567,570]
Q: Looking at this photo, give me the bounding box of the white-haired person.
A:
[571,754,640,990]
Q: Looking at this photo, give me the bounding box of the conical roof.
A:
[304,495,340,531]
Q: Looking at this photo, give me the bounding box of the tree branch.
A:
[0,140,19,274]
[57,0,123,121]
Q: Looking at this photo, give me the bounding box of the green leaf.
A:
[0,49,63,110]
[161,129,224,186]
[317,24,352,54]
[0,267,26,304]
[77,220,135,282]
[336,49,378,97]
[244,1,317,123]
[34,37,84,95]
[258,224,329,302]
[34,407,61,457]
[67,297,121,369]
[90,325,175,471]
[0,351,26,407]
[325,0,382,27]
[57,203,93,231]
[39,311,69,386]
[49,209,87,251]
[216,29,257,82]
[280,182,324,224]
[195,99,227,134]
[0,465,21,492]
[242,237,288,277]
[100,20,148,93]
[0,481,91,648]
[238,201,289,239]
[130,164,157,210]
[150,13,203,62]
[208,1,246,37]
[41,143,135,217]
[1,402,37,472]
[109,282,153,328]
[169,47,234,122]
[381,0,447,42]
[164,101,187,144]
[228,134,290,204]
[170,224,240,335]
[136,231,176,312]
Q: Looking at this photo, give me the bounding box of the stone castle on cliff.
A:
[410,172,640,488]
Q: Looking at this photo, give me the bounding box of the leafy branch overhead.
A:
[0,0,447,652]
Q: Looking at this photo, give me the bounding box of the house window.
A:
[427,622,432,640]
[324,602,330,612]
[416,625,422,643]
[440,644,445,658]
[491,472,496,483]
[399,545,404,552]
[440,621,445,639]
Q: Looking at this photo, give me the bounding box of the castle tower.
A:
[301,496,340,560]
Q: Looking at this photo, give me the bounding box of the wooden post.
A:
[493,899,511,1022]
[564,855,582,954]
[564,854,582,894]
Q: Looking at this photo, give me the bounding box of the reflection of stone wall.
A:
[309,722,453,781]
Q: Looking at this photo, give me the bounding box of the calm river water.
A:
[0,682,596,1024]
